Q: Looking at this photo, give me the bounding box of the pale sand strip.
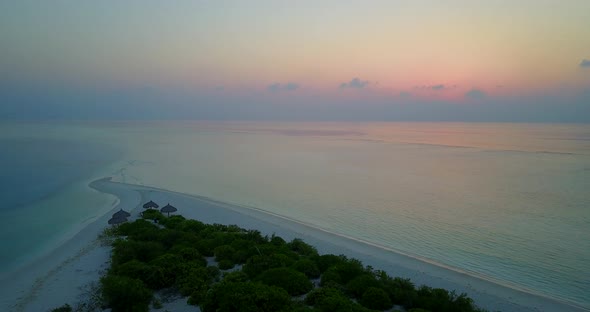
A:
[0,177,586,312]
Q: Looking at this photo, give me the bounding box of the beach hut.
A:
[160,203,178,217]
[108,216,128,225]
[143,200,159,209]
[112,209,131,219]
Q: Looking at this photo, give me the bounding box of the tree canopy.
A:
[89,213,487,312]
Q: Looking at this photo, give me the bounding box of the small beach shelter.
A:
[112,209,131,219]
[160,203,178,217]
[108,216,128,225]
[143,200,159,209]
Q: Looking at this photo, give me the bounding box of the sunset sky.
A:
[1,1,589,121]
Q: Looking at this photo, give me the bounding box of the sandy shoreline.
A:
[0,177,586,312]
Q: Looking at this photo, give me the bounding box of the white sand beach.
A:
[0,177,586,312]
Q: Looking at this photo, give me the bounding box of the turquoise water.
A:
[0,123,120,271]
[1,121,589,308]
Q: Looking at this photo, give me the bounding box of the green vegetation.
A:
[202,281,292,312]
[141,209,165,222]
[50,304,72,312]
[94,214,487,312]
[101,275,153,311]
[257,267,313,295]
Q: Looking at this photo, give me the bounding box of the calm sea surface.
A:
[1,121,588,308]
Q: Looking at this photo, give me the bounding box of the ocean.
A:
[0,121,588,309]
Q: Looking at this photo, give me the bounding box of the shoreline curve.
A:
[1,177,587,312]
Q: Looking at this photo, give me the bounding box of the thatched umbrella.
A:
[143,200,159,209]
[108,216,127,225]
[160,203,178,217]
[112,209,131,219]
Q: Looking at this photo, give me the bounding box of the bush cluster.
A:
[95,214,486,312]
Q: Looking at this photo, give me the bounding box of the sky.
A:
[1,0,589,122]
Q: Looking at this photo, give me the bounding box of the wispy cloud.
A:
[580,59,590,68]
[414,84,456,91]
[465,88,487,100]
[267,82,300,92]
[339,77,369,89]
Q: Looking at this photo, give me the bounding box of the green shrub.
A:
[112,259,153,282]
[160,214,186,229]
[288,238,319,257]
[222,271,249,283]
[111,239,165,265]
[270,234,287,246]
[333,259,365,284]
[195,239,217,257]
[293,258,321,278]
[210,232,238,246]
[157,229,187,249]
[451,292,477,312]
[101,275,152,312]
[305,287,356,311]
[142,209,165,221]
[305,287,344,306]
[243,254,293,278]
[256,267,313,296]
[346,274,381,298]
[291,302,315,311]
[169,246,206,264]
[230,239,257,263]
[320,267,343,286]
[116,219,159,237]
[214,244,236,262]
[177,266,210,296]
[218,259,235,270]
[380,276,417,307]
[201,281,292,312]
[415,286,457,312]
[413,287,482,312]
[147,254,184,288]
[50,304,72,312]
[185,278,209,305]
[100,216,483,312]
[317,295,355,312]
[243,229,267,243]
[206,265,221,281]
[360,287,392,310]
[315,254,346,273]
[320,258,366,286]
[180,219,207,234]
